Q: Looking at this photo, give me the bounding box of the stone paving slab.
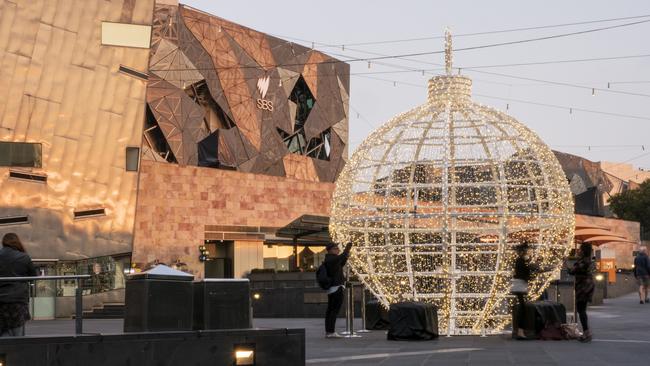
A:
[25,293,650,365]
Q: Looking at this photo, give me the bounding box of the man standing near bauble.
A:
[634,247,650,304]
[323,242,352,338]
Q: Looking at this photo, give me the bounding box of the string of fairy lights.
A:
[330,30,575,335]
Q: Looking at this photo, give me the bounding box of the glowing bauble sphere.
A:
[330,34,574,336]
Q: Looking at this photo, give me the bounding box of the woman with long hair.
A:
[0,233,37,336]
[568,242,595,343]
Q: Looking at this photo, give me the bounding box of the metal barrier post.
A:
[356,288,370,333]
[75,285,83,335]
[341,282,361,338]
[340,266,360,338]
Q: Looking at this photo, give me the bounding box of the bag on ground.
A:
[560,323,582,340]
[539,322,564,340]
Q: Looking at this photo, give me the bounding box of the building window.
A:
[262,245,326,272]
[126,147,140,171]
[144,105,177,163]
[57,254,132,296]
[0,142,42,167]
[101,22,152,49]
[9,170,47,183]
[0,215,29,226]
[119,65,149,80]
[276,76,331,161]
[73,208,106,219]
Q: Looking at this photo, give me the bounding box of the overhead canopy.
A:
[583,236,637,246]
[273,214,332,245]
[573,217,635,246]
[575,228,624,239]
[575,224,609,230]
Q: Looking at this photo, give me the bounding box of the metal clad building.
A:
[0,0,349,316]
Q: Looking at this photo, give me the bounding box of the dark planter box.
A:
[194,279,251,330]
[124,268,194,332]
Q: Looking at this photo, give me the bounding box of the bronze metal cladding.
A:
[144,4,350,181]
[0,0,154,259]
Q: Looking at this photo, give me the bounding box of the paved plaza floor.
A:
[26,292,650,365]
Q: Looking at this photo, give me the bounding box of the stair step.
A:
[73,302,125,319]
[83,314,123,319]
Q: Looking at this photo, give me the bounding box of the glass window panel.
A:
[0,142,42,167]
[126,147,140,171]
[101,22,152,48]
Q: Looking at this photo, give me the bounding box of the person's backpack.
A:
[316,263,332,290]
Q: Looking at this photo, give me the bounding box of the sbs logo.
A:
[256,76,274,112]
[257,98,274,111]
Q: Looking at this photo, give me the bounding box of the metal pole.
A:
[75,283,83,335]
[573,278,577,324]
[340,266,352,335]
[572,243,578,324]
[356,288,370,333]
[341,266,360,338]
[29,281,35,321]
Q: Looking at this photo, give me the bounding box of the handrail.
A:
[0,275,91,281]
[0,274,91,334]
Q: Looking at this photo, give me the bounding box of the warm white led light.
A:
[235,349,255,366]
[330,30,574,336]
[236,351,254,358]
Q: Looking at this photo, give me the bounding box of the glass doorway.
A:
[30,260,57,320]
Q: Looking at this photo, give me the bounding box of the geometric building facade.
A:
[0,0,348,317]
[144,3,349,182]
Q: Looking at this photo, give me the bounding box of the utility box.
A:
[124,265,194,332]
[193,278,251,330]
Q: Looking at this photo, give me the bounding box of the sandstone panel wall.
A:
[133,160,334,277]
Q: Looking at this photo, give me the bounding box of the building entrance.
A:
[204,240,234,278]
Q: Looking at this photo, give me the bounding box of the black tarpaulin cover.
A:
[387,302,439,341]
[365,300,390,330]
[512,300,567,339]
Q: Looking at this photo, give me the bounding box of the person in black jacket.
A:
[512,241,532,339]
[323,242,352,338]
[633,247,650,304]
[0,233,37,337]
[568,242,595,343]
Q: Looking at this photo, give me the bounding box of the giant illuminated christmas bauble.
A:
[330,32,574,335]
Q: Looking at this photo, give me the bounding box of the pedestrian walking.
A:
[322,242,352,338]
[633,246,650,304]
[511,241,532,340]
[568,242,595,343]
[0,233,37,337]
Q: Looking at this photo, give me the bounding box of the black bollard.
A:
[75,286,83,335]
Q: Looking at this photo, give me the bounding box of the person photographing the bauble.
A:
[320,242,352,338]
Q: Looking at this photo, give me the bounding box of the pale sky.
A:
[183,0,650,170]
